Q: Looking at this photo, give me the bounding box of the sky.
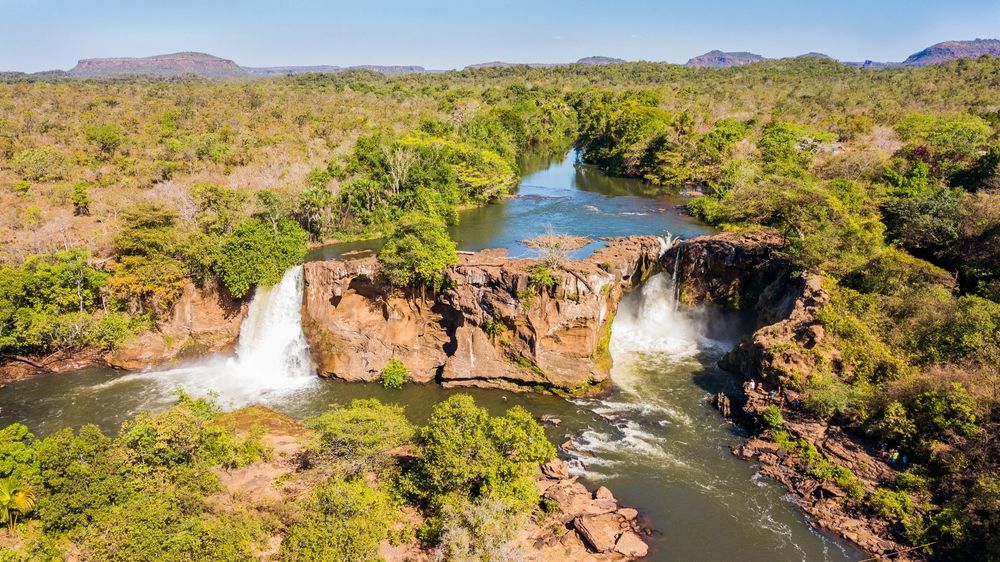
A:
[1,0,999,71]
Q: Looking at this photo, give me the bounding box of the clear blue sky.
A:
[2,0,999,71]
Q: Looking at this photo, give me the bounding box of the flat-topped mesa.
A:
[301,237,662,394]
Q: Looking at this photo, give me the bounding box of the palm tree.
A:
[0,477,36,533]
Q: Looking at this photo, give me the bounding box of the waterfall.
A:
[230,265,314,384]
[100,265,316,407]
[610,272,697,362]
[671,243,683,311]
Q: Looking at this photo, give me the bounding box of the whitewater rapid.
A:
[96,265,317,407]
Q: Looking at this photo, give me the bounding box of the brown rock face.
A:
[532,458,648,560]
[106,280,247,370]
[302,237,661,394]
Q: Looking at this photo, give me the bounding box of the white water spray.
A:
[98,265,316,407]
[231,265,314,386]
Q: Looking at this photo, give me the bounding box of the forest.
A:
[0,56,998,559]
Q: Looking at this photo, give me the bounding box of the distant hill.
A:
[685,50,766,68]
[900,39,1000,67]
[243,65,344,76]
[10,39,999,80]
[576,56,626,65]
[796,52,833,60]
[69,52,246,78]
[465,56,624,70]
[244,64,425,76]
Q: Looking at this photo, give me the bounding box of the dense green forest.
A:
[0,57,999,559]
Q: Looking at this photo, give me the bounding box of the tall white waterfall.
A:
[231,265,314,386]
[102,265,316,407]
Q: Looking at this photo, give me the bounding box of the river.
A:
[0,150,861,561]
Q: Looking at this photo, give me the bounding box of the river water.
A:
[0,150,861,561]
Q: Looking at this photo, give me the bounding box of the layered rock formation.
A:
[106,280,248,370]
[301,237,662,394]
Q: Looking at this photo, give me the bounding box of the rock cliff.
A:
[301,237,662,394]
[106,279,248,370]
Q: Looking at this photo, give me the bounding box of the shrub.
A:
[379,359,409,389]
[11,146,67,181]
[307,399,414,466]
[761,405,784,431]
[869,489,915,521]
[410,395,556,543]
[281,477,395,562]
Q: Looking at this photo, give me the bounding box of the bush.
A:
[761,405,784,431]
[280,477,395,562]
[307,399,413,465]
[410,395,555,543]
[10,146,67,181]
[869,489,915,521]
[379,358,409,389]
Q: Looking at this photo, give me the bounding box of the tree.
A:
[254,190,288,233]
[381,144,417,196]
[84,124,125,159]
[0,477,36,532]
[215,218,308,298]
[191,183,246,236]
[378,212,457,290]
[72,181,92,216]
[11,146,67,182]
[296,184,336,240]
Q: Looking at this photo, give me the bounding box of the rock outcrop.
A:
[106,279,248,370]
[302,237,662,394]
[531,458,649,560]
[734,389,915,560]
[666,232,920,559]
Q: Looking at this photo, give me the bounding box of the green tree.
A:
[84,124,125,159]
[10,146,67,182]
[215,218,308,298]
[378,213,458,288]
[378,212,457,289]
[71,181,92,216]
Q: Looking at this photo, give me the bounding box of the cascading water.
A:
[230,265,314,387]
[565,272,852,560]
[96,265,317,408]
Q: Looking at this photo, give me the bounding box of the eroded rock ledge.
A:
[301,237,662,394]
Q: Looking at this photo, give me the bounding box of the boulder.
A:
[617,508,639,521]
[614,531,649,558]
[594,486,615,501]
[574,513,622,553]
[541,458,570,480]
